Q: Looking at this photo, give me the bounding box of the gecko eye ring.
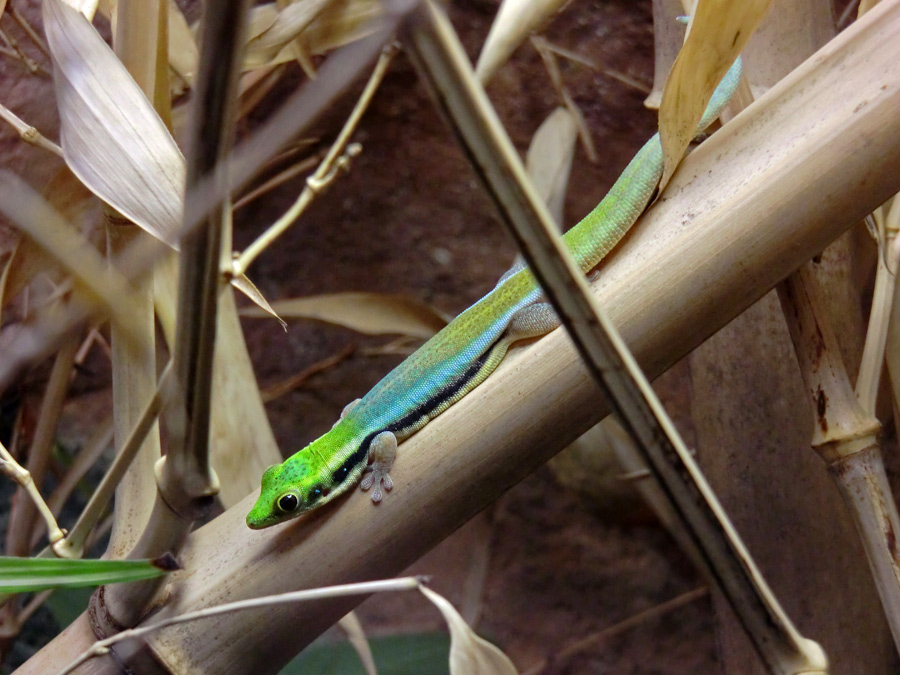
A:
[277,493,300,513]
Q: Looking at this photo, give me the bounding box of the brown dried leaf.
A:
[44,0,185,247]
[525,106,577,227]
[230,272,287,330]
[167,0,198,87]
[658,0,772,189]
[475,0,568,85]
[240,292,450,340]
[420,586,517,675]
[244,0,331,70]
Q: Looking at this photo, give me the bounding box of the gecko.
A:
[246,58,743,529]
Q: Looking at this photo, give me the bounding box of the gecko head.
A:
[246,457,335,529]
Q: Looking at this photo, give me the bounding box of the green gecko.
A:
[247,58,743,529]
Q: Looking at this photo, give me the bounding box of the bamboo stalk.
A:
[95,0,251,634]
[17,1,900,672]
[776,265,900,649]
[405,4,822,670]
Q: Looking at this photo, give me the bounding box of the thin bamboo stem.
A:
[232,42,398,277]
[0,441,65,551]
[5,335,79,558]
[0,102,63,156]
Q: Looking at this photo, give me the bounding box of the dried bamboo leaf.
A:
[475,0,568,84]
[244,0,331,70]
[168,0,198,87]
[58,0,98,20]
[240,292,450,339]
[420,586,517,675]
[338,612,377,675]
[44,0,185,248]
[230,272,287,329]
[298,0,383,56]
[525,106,577,226]
[658,0,772,190]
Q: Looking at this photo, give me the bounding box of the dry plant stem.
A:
[237,64,286,119]
[5,334,78,558]
[260,343,355,402]
[18,3,900,672]
[882,199,900,402]
[0,353,172,606]
[232,42,399,277]
[406,3,824,673]
[57,577,424,675]
[7,4,50,58]
[828,446,900,642]
[232,153,320,210]
[521,587,708,675]
[37,419,113,548]
[776,267,900,649]
[161,0,250,513]
[0,24,43,74]
[55,361,173,559]
[0,440,65,551]
[855,229,898,414]
[106,225,161,558]
[0,102,63,156]
[106,0,166,559]
[529,36,598,164]
[99,0,252,633]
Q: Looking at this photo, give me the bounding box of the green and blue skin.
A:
[247,59,743,529]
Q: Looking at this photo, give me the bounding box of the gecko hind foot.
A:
[360,465,393,503]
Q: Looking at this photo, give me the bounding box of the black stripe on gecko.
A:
[327,335,506,489]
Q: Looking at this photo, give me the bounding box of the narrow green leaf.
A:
[0,554,177,593]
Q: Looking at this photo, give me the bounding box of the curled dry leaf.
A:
[238,0,382,72]
[420,585,517,675]
[475,0,568,85]
[229,272,287,330]
[44,0,185,248]
[292,0,382,57]
[240,292,450,340]
[525,106,578,227]
[658,0,772,190]
[244,0,332,70]
[338,611,377,675]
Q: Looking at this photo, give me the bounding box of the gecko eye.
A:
[276,492,300,513]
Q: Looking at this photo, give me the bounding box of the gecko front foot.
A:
[359,430,396,503]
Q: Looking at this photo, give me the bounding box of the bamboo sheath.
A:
[20,1,900,673]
